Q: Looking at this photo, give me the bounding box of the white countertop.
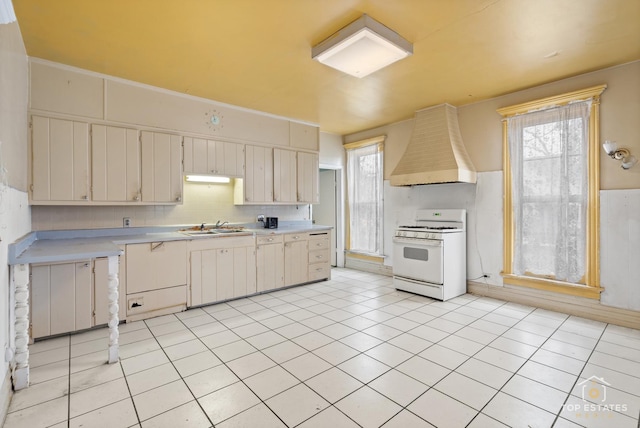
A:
[8,223,332,265]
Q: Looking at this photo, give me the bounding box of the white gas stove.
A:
[393,209,467,301]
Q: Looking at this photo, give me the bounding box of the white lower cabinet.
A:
[308,232,331,281]
[125,240,187,319]
[284,233,309,286]
[30,261,93,339]
[256,235,284,292]
[189,236,256,306]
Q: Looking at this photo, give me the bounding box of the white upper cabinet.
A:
[273,148,297,203]
[236,145,273,204]
[297,152,319,204]
[31,116,90,203]
[289,122,319,151]
[141,131,183,203]
[91,124,141,202]
[183,137,244,177]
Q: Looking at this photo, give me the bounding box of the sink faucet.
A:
[215,220,228,228]
[200,223,206,231]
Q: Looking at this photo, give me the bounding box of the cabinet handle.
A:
[292,235,299,240]
[81,262,90,268]
[151,242,165,251]
[267,238,273,242]
[175,195,182,202]
[316,255,323,259]
[81,195,88,200]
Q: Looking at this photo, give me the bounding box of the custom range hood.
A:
[390,104,477,186]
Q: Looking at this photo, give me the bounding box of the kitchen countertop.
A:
[8,222,332,265]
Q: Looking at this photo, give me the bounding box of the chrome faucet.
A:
[215,220,229,228]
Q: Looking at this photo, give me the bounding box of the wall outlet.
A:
[123,217,131,227]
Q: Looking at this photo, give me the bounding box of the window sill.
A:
[501,273,603,300]
[346,251,386,264]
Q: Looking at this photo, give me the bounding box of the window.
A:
[498,85,606,299]
[345,136,384,257]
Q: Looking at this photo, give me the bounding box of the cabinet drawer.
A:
[284,232,309,243]
[257,234,283,245]
[308,236,329,250]
[126,285,187,317]
[309,249,329,264]
[308,264,330,281]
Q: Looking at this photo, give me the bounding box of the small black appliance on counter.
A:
[264,217,278,229]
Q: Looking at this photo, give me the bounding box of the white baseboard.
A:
[468,280,640,329]
[0,369,12,427]
[344,258,393,277]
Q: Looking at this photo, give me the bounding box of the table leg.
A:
[107,256,119,363]
[12,264,30,390]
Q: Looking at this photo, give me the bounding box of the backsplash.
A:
[31,182,310,230]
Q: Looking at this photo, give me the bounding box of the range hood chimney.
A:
[390,104,477,186]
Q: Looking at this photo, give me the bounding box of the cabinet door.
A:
[141,131,183,203]
[237,246,257,297]
[31,116,90,202]
[215,248,234,301]
[223,142,244,177]
[190,249,218,306]
[290,122,319,151]
[92,124,141,202]
[273,149,297,203]
[244,145,273,203]
[256,243,284,292]
[30,261,92,338]
[284,239,308,286]
[183,137,209,174]
[126,241,187,294]
[297,152,319,204]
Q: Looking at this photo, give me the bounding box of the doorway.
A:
[313,168,343,267]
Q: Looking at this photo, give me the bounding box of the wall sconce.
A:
[603,140,637,170]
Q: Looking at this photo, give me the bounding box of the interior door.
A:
[314,169,337,266]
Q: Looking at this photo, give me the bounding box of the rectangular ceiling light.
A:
[312,14,412,78]
[185,175,231,183]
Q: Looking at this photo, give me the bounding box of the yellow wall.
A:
[346,61,640,190]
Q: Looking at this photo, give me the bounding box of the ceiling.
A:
[13,0,640,135]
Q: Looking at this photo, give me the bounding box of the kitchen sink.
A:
[181,228,246,237]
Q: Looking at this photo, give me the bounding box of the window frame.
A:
[497,85,606,299]
[344,135,385,261]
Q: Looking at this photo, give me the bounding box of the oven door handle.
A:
[393,237,443,247]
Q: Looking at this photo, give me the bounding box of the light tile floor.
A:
[4,268,640,428]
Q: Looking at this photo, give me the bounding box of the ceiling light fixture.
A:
[312,14,413,78]
[603,140,637,170]
[185,175,231,183]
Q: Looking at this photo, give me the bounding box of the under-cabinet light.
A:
[185,175,231,183]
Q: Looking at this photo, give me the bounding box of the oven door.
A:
[392,237,444,285]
